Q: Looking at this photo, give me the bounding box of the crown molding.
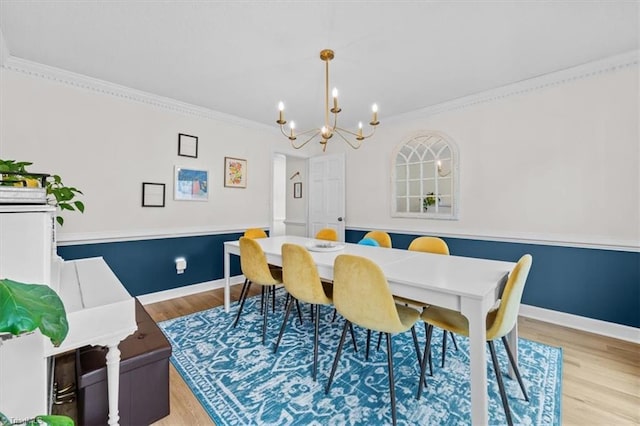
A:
[388,50,640,122]
[3,50,637,134]
[1,55,278,132]
[0,50,640,128]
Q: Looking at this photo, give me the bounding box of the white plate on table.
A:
[305,241,345,252]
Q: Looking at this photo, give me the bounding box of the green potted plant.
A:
[423,192,440,211]
[0,159,84,226]
[0,279,73,426]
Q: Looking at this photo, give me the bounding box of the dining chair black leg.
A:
[349,323,358,352]
[441,330,448,368]
[411,326,421,366]
[262,287,270,345]
[273,296,294,354]
[385,333,397,426]
[312,304,320,381]
[310,304,315,322]
[232,280,252,328]
[424,322,433,376]
[260,286,265,315]
[331,308,337,323]
[376,331,383,351]
[412,325,427,386]
[295,299,304,325]
[488,340,514,426]
[326,320,350,394]
[501,336,529,401]
[450,332,459,351]
[416,324,433,400]
[271,285,276,313]
[365,329,372,361]
[238,278,249,304]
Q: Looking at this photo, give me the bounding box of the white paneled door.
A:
[308,153,345,241]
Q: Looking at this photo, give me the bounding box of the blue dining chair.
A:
[358,237,380,246]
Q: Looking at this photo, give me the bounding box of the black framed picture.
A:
[293,182,302,199]
[142,182,166,207]
[178,133,198,158]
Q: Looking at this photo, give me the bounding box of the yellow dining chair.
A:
[363,230,392,248]
[274,243,334,381]
[417,254,533,426]
[234,237,283,344]
[244,228,268,239]
[408,236,449,254]
[233,228,274,327]
[407,236,459,369]
[315,228,338,241]
[326,254,421,426]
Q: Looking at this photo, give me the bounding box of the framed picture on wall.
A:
[224,157,247,188]
[174,166,208,201]
[178,133,198,158]
[293,182,302,199]
[141,182,166,207]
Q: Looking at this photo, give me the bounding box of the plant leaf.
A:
[0,412,11,426]
[34,415,75,426]
[74,200,85,212]
[59,203,74,211]
[0,279,68,346]
[56,216,64,226]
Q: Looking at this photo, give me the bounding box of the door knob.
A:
[337,217,343,222]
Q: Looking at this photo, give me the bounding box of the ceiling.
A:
[1,1,638,132]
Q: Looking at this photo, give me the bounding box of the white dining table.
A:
[223,235,517,425]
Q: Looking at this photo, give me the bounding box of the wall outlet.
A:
[175,257,187,274]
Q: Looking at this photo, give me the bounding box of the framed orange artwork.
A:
[224,157,247,188]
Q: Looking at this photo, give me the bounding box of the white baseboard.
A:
[137,275,246,305]
[520,304,640,344]
[137,277,639,344]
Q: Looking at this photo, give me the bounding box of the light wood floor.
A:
[145,285,640,425]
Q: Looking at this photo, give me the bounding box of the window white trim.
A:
[391,130,460,220]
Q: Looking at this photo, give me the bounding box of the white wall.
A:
[1,58,638,250]
[0,68,286,241]
[343,66,639,249]
[285,156,307,236]
[271,153,286,236]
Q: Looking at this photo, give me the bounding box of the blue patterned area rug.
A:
[159,294,562,425]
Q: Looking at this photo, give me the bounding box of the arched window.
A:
[392,131,459,219]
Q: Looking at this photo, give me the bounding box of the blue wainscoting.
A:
[58,229,638,329]
[57,233,243,297]
[347,230,640,328]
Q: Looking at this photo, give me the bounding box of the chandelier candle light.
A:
[277,49,380,152]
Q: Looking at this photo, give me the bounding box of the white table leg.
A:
[224,246,231,313]
[507,321,518,378]
[461,298,489,426]
[105,344,121,426]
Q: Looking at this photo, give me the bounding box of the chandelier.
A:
[276,49,380,152]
